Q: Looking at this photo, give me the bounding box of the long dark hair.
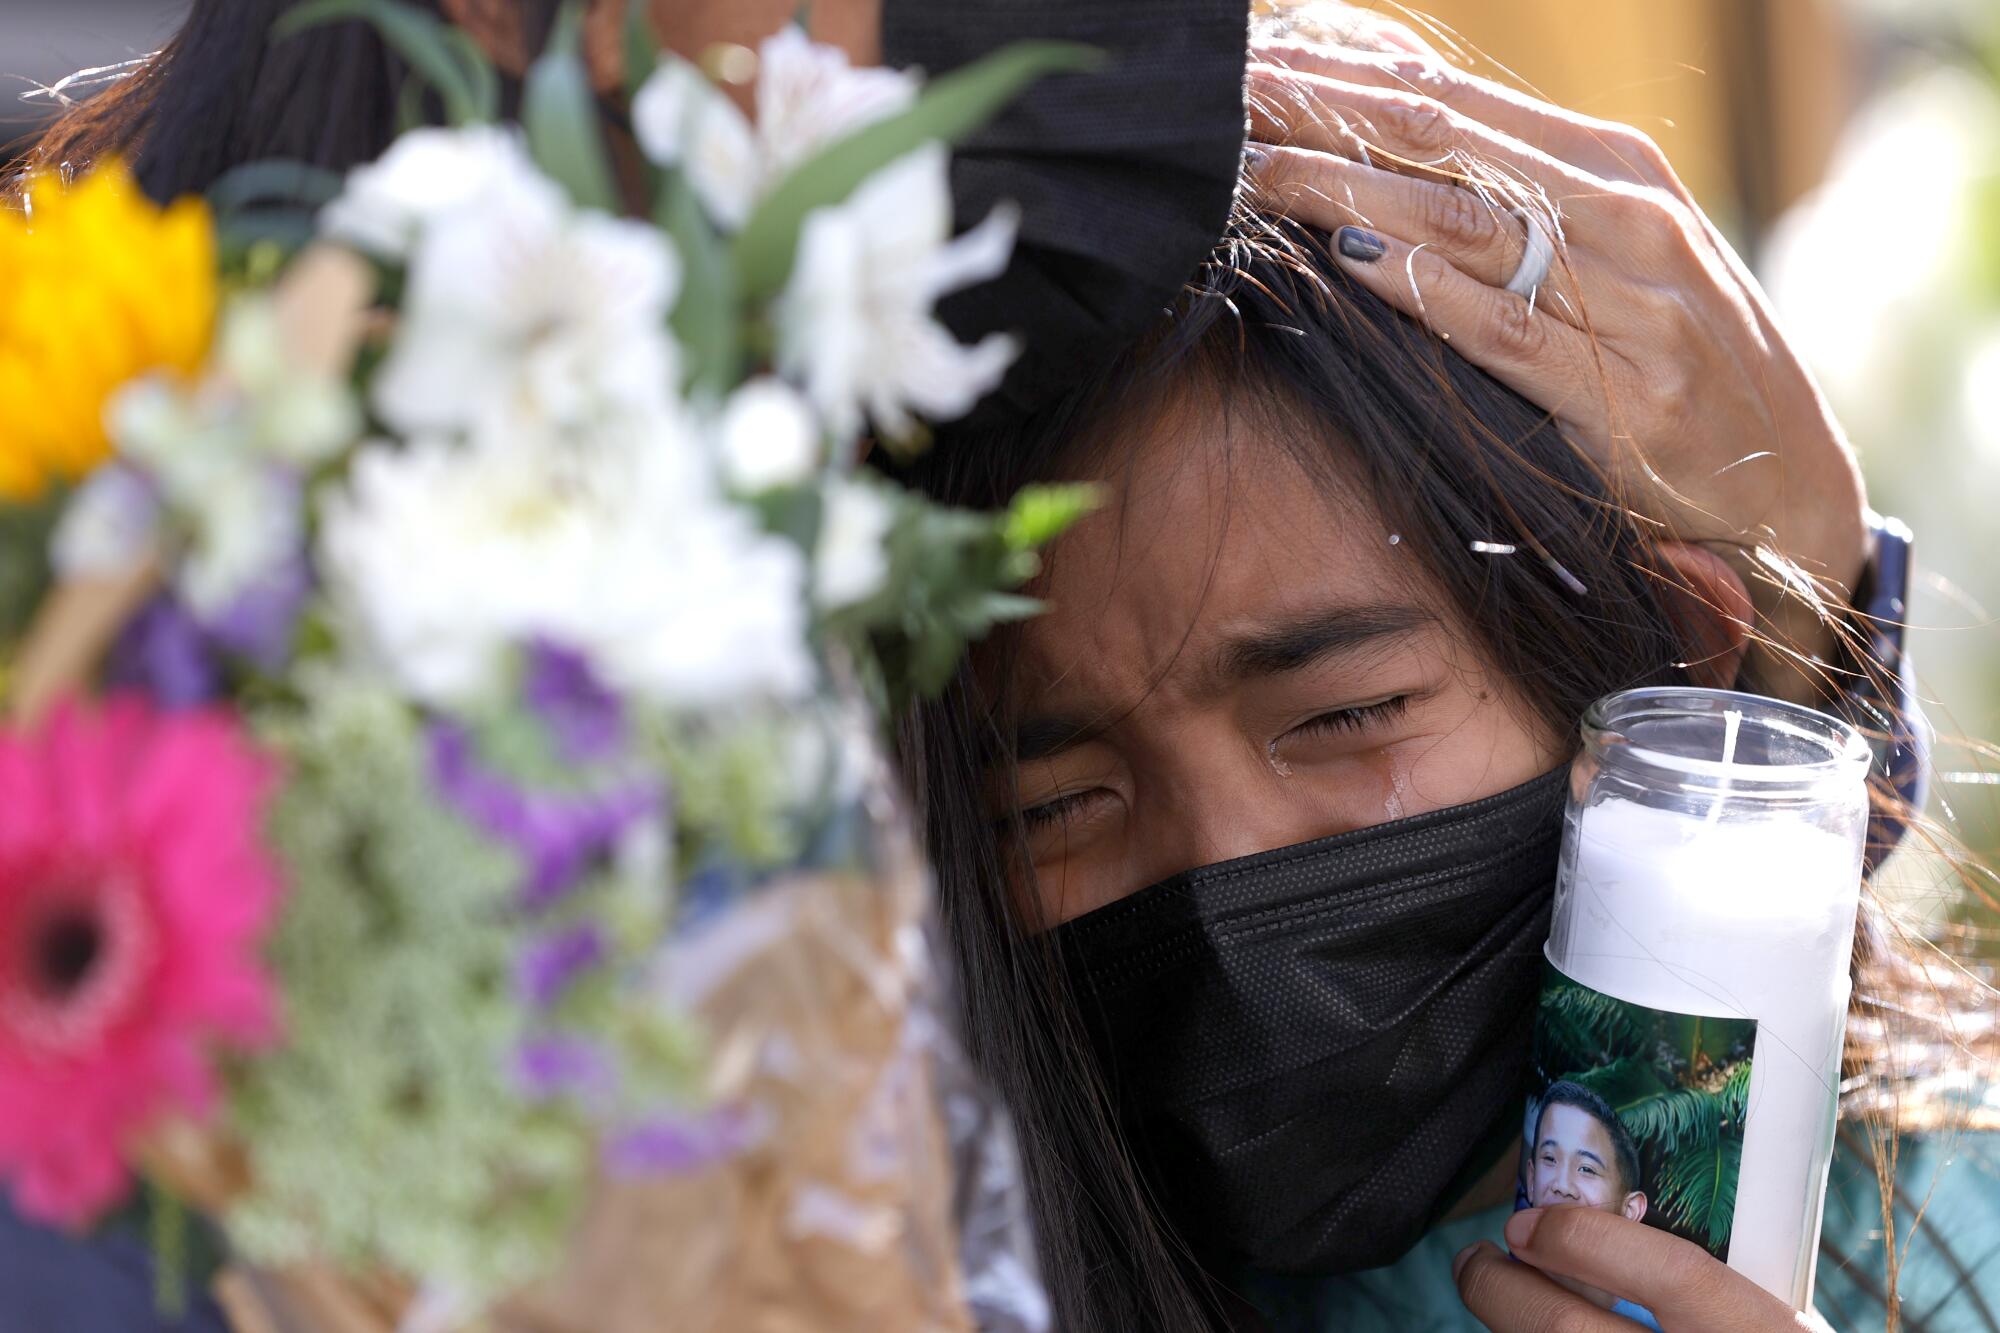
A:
[16,0,563,201]
[892,204,1711,1329]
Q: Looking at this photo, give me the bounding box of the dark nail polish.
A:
[1337,226,1387,262]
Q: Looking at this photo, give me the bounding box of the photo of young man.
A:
[1523,1081,1663,1331]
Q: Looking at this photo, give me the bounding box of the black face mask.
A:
[1053,769,1567,1277]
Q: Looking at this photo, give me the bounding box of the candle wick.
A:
[1708,709,1744,826]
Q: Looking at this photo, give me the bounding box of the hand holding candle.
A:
[1539,688,1871,1309]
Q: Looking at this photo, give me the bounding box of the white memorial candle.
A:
[1548,688,1871,1307]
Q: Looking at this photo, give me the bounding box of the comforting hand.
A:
[1456,1207,1833,1332]
[1245,32,1869,695]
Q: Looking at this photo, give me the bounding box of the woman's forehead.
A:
[1012,416,1427,703]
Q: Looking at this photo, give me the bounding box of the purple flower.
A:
[207,552,311,671]
[515,922,608,1010]
[524,640,625,763]
[105,595,220,708]
[428,722,662,910]
[603,1104,768,1177]
[511,1035,616,1103]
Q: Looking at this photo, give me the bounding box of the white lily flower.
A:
[776,145,1020,441]
[318,419,813,711]
[716,377,820,492]
[321,125,560,261]
[632,25,917,228]
[371,177,682,450]
[815,475,893,610]
[99,297,360,618]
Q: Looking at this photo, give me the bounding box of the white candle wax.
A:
[1549,795,1865,1305]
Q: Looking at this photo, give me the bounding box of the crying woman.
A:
[890,33,1995,1333]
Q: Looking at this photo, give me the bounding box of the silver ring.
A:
[1504,208,1554,299]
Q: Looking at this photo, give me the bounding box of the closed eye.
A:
[1016,788,1110,833]
[1284,694,1411,742]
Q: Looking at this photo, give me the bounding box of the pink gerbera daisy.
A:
[0,696,282,1227]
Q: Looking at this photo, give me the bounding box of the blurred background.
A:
[6,0,1999,925]
[1,2,185,160]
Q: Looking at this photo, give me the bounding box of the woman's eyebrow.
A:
[1012,714,1108,764]
[1213,603,1438,682]
[1002,605,1437,765]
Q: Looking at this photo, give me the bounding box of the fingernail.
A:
[1336,226,1386,262]
[1452,1242,1481,1283]
[1504,1207,1543,1252]
[1243,141,1270,173]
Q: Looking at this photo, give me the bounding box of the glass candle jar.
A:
[1546,687,1871,1308]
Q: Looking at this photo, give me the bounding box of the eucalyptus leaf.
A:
[523,4,622,213]
[216,211,321,260]
[274,0,490,126]
[207,160,347,217]
[733,40,1101,297]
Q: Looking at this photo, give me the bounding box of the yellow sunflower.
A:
[0,162,217,502]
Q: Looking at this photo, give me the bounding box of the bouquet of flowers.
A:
[0,5,1090,1328]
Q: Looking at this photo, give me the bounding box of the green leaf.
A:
[733,40,1101,297]
[622,0,661,104]
[0,492,61,653]
[274,0,491,126]
[1619,1085,1726,1156]
[1661,1012,1752,1075]
[207,159,346,216]
[1717,1059,1753,1122]
[216,211,321,261]
[658,174,740,394]
[1651,1130,1742,1253]
[748,484,821,551]
[1004,482,1102,552]
[1567,1056,1670,1118]
[968,591,1045,626]
[1535,981,1645,1069]
[442,25,502,123]
[523,4,621,213]
[395,70,430,135]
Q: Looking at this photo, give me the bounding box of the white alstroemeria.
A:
[370,178,682,449]
[103,296,360,617]
[715,377,820,491]
[814,475,893,610]
[632,25,916,228]
[318,420,813,710]
[50,464,160,579]
[776,145,1020,441]
[321,125,561,261]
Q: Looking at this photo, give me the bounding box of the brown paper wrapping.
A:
[211,860,975,1333]
[505,861,974,1333]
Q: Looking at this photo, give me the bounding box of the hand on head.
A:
[1245,11,1870,707]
